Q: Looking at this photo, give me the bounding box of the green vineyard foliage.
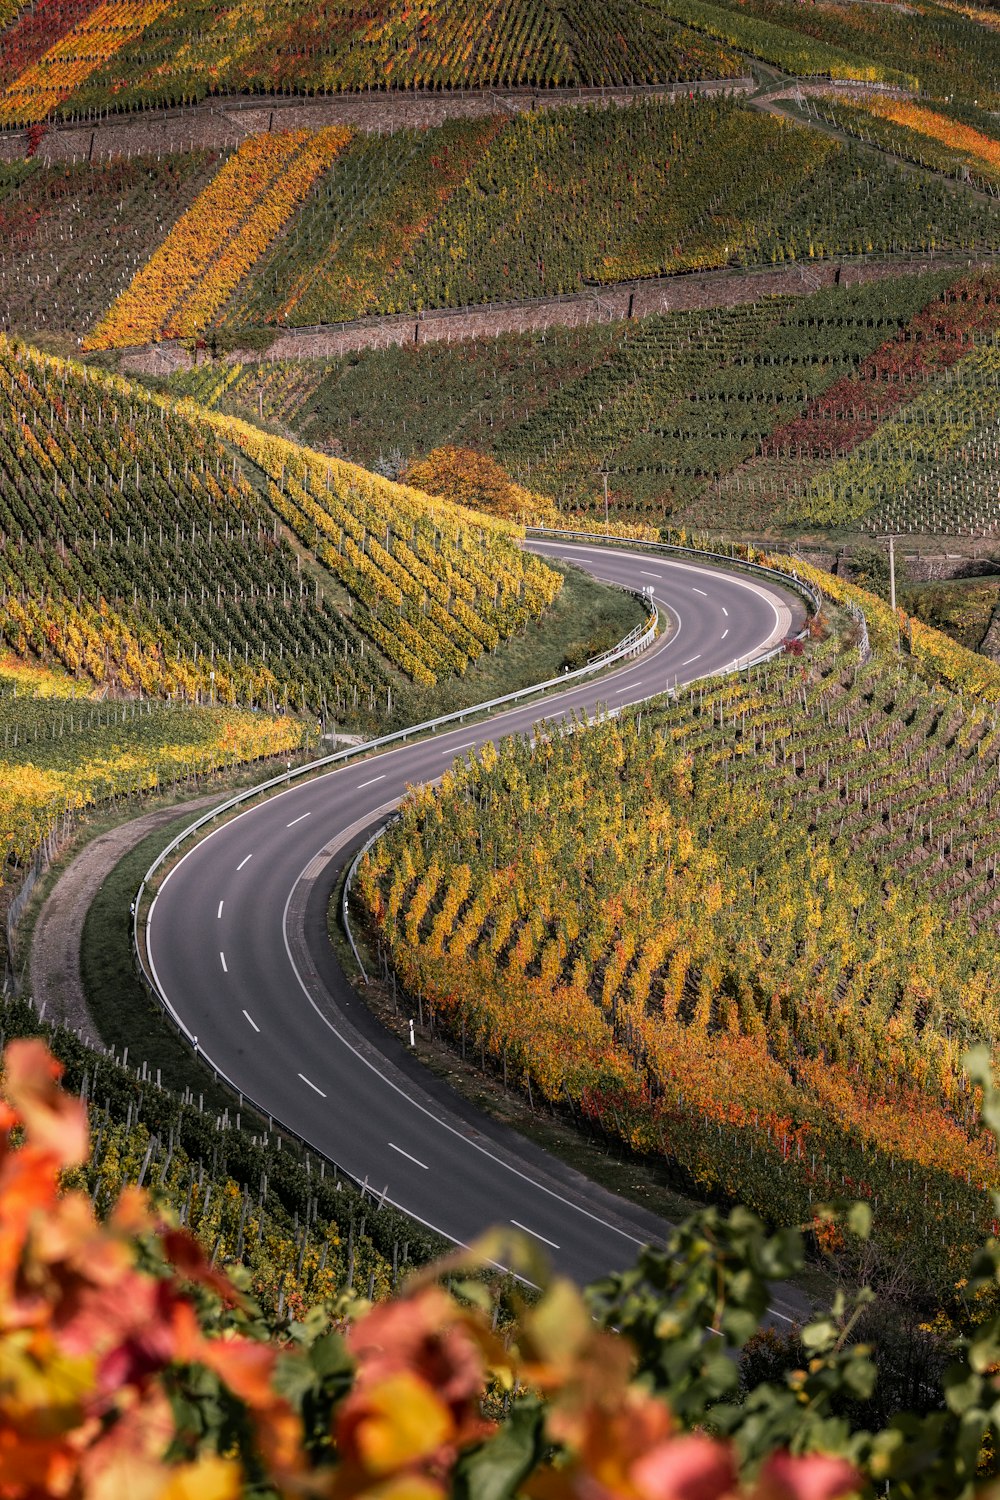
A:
[360,575,1000,1294]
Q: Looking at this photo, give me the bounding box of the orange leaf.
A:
[2,1039,89,1168]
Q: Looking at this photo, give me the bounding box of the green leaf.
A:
[721,1306,763,1348]
[800,1318,838,1353]
[310,1332,353,1382]
[452,1398,546,1500]
[942,1365,983,1416]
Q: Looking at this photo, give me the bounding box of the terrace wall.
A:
[0,78,753,165]
[117,251,986,377]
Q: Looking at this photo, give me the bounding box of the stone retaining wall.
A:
[0,78,753,165]
[118,252,983,377]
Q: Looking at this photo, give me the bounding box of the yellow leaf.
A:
[157,1457,243,1500]
[353,1372,454,1474]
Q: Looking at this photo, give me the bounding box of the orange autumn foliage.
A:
[405,446,559,525]
[0,1037,300,1498]
[0,1037,864,1500]
[860,98,1000,174]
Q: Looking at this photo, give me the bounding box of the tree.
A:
[404,446,558,523]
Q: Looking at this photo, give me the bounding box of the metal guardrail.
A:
[130,577,658,1066]
[527,527,825,631]
[339,533,830,976]
[128,531,831,1197]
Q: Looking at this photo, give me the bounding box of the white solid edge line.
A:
[147,546,785,1057]
[243,1009,260,1033]
[280,857,647,1248]
[389,1141,429,1170]
[147,540,690,924]
[146,545,798,1263]
[287,812,311,828]
[299,1072,327,1097]
[358,775,386,788]
[511,1218,560,1250]
[220,952,228,973]
[538,543,789,652]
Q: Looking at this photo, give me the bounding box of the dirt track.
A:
[29,793,228,1042]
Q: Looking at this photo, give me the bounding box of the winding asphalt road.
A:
[145,541,806,1308]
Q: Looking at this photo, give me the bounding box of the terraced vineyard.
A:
[15,99,976,354]
[359,572,1000,1291]
[0,0,740,126]
[0,149,226,340]
[223,100,1000,330]
[180,267,988,527]
[694,0,1000,107]
[17,0,1000,1478]
[220,118,507,331]
[3,0,999,122]
[0,338,562,721]
[806,93,1000,192]
[662,0,917,86]
[796,339,1000,533]
[87,129,350,350]
[0,666,306,871]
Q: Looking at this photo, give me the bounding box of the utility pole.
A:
[879,533,901,651]
[598,465,611,526]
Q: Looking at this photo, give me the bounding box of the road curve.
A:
[146,542,806,1302]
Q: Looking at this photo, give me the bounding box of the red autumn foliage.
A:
[764,270,1000,461]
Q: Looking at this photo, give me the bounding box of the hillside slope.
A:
[77,100,1000,352]
[0,0,740,125]
[359,566,1000,1293]
[0,338,561,719]
[172,265,1000,536]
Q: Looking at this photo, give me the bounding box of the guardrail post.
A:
[130,530,816,1197]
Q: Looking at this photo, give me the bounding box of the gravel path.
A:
[29,793,229,1043]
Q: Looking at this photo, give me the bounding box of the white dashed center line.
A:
[443,741,477,755]
[237,853,253,871]
[287,812,311,828]
[614,681,640,693]
[681,655,702,667]
[298,1073,326,1098]
[243,1009,260,1033]
[721,628,729,640]
[722,606,729,617]
[511,1219,560,1250]
[692,587,708,596]
[358,774,386,789]
[640,570,661,579]
[389,1142,429,1170]
[217,901,224,920]
[220,952,228,973]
